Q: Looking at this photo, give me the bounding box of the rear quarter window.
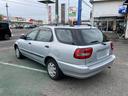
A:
[55,29,74,44]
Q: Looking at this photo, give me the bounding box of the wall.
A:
[93,1,123,17]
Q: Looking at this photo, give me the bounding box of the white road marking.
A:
[0,61,47,73]
[0,47,13,51]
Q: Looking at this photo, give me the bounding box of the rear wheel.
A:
[46,59,63,80]
[15,46,24,59]
[4,34,10,40]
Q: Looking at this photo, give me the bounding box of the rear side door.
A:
[30,28,53,64]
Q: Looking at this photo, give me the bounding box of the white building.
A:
[91,0,126,35]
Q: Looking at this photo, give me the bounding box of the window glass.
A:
[55,29,73,44]
[55,28,109,45]
[36,29,52,42]
[108,21,113,31]
[26,30,38,40]
[80,29,103,44]
[0,23,8,28]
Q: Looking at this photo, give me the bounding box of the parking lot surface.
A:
[0,29,128,96]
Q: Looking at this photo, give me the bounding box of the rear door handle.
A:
[45,45,49,48]
[28,42,31,45]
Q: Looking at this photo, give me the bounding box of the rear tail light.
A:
[74,48,93,59]
[111,42,114,50]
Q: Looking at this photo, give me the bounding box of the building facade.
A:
[91,0,126,37]
[2,16,43,28]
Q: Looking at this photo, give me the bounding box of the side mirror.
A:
[20,34,26,39]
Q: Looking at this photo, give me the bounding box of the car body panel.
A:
[0,22,11,39]
[15,25,115,79]
[57,55,115,78]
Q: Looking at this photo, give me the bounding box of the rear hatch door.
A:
[74,28,112,66]
[78,42,112,66]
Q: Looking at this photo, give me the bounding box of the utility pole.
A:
[55,0,59,25]
[77,0,92,25]
[125,5,128,39]
[46,3,49,24]
[123,0,128,39]
[68,0,70,23]
[5,2,9,23]
[38,0,54,24]
[77,0,82,25]
[90,5,94,27]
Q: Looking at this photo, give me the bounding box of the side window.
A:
[36,29,53,42]
[26,30,39,40]
[55,29,73,44]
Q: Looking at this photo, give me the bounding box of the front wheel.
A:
[46,59,63,80]
[15,46,24,59]
[4,34,10,40]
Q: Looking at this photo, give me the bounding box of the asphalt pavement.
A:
[0,29,128,96]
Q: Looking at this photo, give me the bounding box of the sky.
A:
[0,0,91,22]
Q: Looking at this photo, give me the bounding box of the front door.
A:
[19,29,39,59]
[30,28,53,65]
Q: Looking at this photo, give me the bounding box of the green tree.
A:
[0,14,3,21]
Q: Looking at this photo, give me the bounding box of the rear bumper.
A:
[57,55,115,78]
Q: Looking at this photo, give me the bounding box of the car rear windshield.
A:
[0,23,9,29]
[55,28,109,45]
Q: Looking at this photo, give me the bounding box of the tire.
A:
[15,46,24,59]
[4,34,10,40]
[46,59,63,80]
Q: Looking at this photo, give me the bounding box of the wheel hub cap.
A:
[48,63,56,77]
[16,49,19,57]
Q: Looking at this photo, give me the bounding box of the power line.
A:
[20,0,44,5]
[5,2,9,23]
[82,0,92,8]
[17,0,41,5]
[1,0,45,8]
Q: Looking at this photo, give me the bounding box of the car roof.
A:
[0,22,8,24]
[39,25,96,29]
[0,22,9,25]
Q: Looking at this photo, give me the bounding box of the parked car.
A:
[0,22,12,40]
[24,25,37,29]
[15,26,24,29]
[14,25,115,80]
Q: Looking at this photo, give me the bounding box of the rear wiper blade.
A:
[90,41,106,45]
[90,41,100,44]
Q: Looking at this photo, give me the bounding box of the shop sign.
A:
[68,7,77,20]
[118,5,127,14]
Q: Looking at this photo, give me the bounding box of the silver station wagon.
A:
[14,25,115,80]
